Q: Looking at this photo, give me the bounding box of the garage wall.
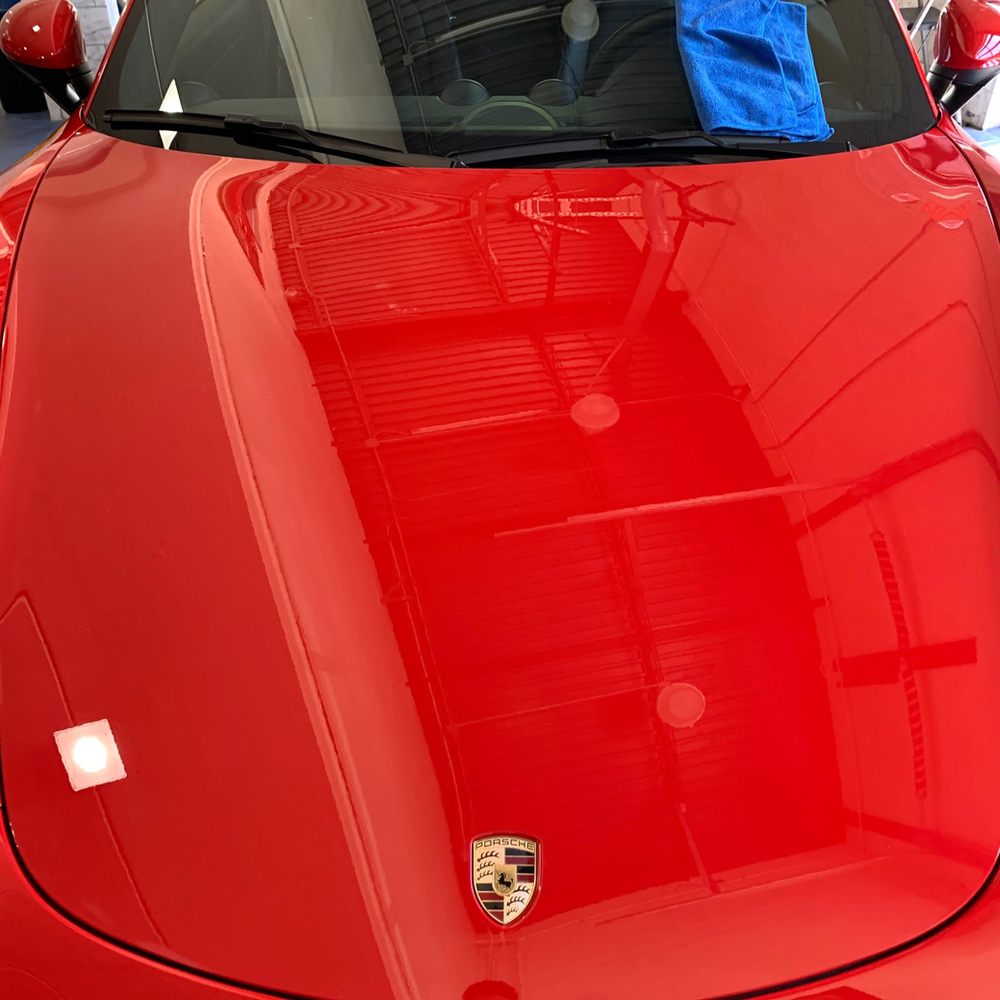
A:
[78,0,115,62]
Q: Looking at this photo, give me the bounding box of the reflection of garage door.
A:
[277,163,844,918]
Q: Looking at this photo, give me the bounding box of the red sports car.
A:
[0,0,999,998]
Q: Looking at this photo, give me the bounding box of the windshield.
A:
[90,0,936,162]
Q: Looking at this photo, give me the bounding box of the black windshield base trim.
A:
[453,131,855,166]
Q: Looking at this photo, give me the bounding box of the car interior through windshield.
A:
[90,0,936,162]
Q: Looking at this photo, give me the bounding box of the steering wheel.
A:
[818,80,858,111]
[583,9,676,95]
[459,98,560,133]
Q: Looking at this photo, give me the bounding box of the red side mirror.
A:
[937,0,1000,69]
[929,0,1000,114]
[0,0,93,113]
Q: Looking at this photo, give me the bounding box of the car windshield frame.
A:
[87,0,938,165]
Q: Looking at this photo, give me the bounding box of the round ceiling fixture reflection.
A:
[463,982,518,1000]
[571,393,620,432]
[562,0,600,40]
[72,736,109,773]
[657,683,707,729]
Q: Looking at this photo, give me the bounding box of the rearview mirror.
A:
[0,0,93,114]
[928,0,1000,115]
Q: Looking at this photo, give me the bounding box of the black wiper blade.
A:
[453,130,853,166]
[103,110,454,168]
[607,129,855,156]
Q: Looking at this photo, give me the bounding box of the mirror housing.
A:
[0,0,92,114]
[928,0,1000,115]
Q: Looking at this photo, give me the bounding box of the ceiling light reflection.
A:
[54,719,127,791]
[71,735,108,773]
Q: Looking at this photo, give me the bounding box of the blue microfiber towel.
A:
[677,0,834,141]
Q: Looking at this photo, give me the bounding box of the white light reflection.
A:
[72,735,109,773]
[158,78,183,150]
[54,719,127,791]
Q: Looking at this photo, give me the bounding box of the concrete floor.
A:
[0,105,58,173]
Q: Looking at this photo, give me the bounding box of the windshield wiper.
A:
[609,129,855,155]
[102,111,852,168]
[453,129,854,166]
[102,110,454,168]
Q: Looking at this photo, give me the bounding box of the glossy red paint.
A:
[4,788,1000,1000]
[942,110,1000,231]
[935,0,1000,70]
[1,123,1000,1000]
[0,0,87,72]
[0,138,69,318]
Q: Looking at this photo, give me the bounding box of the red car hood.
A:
[1,127,1000,1000]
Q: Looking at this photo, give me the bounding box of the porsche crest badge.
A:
[471,834,540,926]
